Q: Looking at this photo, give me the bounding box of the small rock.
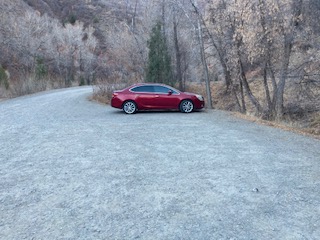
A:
[252,188,259,192]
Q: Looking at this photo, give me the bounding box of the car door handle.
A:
[155,95,160,98]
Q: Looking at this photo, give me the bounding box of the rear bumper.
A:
[111,97,123,109]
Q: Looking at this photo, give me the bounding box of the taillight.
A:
[112,92,118,98]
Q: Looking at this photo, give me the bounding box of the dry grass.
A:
[91,81,129,105]
[91,85,113,105]
[0,87,9,100]
[0,74,73,99]
[186,81,320,139]
[232,112,320,140]
[186,81,240,112]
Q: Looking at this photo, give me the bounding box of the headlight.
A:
[196,95,204,101]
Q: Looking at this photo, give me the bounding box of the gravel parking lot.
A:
[0,86,320,239]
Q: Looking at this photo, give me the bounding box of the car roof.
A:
[132,83,164,86]
[130,83,173,88]
[124,83,182,93]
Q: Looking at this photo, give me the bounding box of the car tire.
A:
[180,100,194,113]
[123,101,137,114]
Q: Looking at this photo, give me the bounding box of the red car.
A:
[111,83,205,114]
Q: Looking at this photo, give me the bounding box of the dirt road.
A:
[0,87,319,239]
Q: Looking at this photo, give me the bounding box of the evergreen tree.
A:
[146,21,173,85]
[0,66,9,90]
[35,57,48,80]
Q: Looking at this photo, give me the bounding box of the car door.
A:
[131,85,156,109]
[153,86,180,109]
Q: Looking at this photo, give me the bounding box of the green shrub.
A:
[93,17,99,24]
[35,57,48,80]
[0,66,9,89]
[68,14,77,25]
[79,76,86,86]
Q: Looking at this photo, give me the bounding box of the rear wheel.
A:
[180,100,194,113]
[123,101,137,114]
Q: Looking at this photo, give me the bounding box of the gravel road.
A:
[1,86,320,240]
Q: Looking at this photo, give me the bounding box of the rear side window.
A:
[131,86,154,93]
[154,86,179,94]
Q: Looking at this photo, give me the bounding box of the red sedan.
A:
[111,83,205,114]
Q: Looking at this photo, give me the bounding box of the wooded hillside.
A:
[0,0,319,131]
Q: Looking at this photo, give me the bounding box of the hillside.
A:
[21,0,142,46]
[22,0,138,22]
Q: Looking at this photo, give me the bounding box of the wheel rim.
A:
[182,101,193,113]
[123,101,136,114]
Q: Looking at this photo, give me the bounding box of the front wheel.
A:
[180,100,194,113]
[123,101,137,114]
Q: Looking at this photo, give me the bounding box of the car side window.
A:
[154,86,178,94]
[131,86,154,93]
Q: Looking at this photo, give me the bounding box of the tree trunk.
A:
[220,56,232,91]
[161,0,166,40]
[275,37,292,120]
[239,76,246,113]
[190,0,231,91]
[198,19,213,109]
[131,0,138,32]
[273,0,302,120]
[238,53,262,114]
[258,0,273,117]
[231,83,241,112]
[203,27,232,90]
[173,12,183,91]
[263,61,272,115]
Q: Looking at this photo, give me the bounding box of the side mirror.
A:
[168,90,173,96]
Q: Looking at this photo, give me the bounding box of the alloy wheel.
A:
[123,101,137,114]
[180,100,194,113]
